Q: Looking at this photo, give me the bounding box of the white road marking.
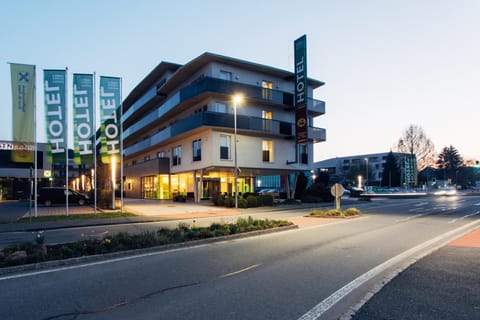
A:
[414,202,429,207]
[219,264,260,278]
[296,219,480,320]
[395,213,427,222]
[448,211,480,224]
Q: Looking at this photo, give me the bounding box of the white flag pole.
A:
[120,78,124,214]
[93,72,97,215]
[34,65,38,218]
[65,68,69,217]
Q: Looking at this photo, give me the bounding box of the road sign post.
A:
[330,183,345,210]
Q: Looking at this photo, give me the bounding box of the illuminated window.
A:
[262,81,273,100]
[262,140,274,162]
[262,110,272,131]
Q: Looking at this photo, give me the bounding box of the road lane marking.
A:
[448,211,480,224]
[414,202,429,207]
[395,213,428,222]
[219,264,261,279]
[296,219,480,320]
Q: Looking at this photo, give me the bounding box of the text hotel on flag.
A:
[10,63,36,163]
[44,69,67,164]
[73,74,94,165]
[100,76,121,164]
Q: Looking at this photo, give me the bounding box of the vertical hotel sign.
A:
[295,35,308,144]
[10,63,35,163]
[73,74,94,164]
[44,70,67,164]
[99,76,121,164]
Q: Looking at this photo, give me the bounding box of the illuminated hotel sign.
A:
[295,35,308,143]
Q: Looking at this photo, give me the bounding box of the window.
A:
[220,70,232,81]
[262,80,273,100]
[157,151,167,158]
[144,155,151,161]
[300,144,308,164]
[262,140,274,162]
[220,135,231,160]
[262,110,272,132]
[193,139,201,162]
[172,146,181,166]
[212,102,227,113]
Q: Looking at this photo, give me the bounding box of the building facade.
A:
[122,52,326,201]
[314,152,418,188]
[0,141,53,199]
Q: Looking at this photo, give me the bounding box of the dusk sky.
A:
[1,0,479,162]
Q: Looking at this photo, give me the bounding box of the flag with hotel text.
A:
[10,63,35,163]
[73,74,94,165]
[44,69,68,164]
[99,76,121,164]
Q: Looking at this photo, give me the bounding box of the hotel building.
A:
[122,52,326,201]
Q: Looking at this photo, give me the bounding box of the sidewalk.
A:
[350,227,480,319]
[0,198,325,233]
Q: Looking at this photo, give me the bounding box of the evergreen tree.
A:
[436,145,463,184]
[381,151,401,187]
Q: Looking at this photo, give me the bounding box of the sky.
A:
[1,0,479,162]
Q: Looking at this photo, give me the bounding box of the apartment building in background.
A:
[314,152,418,187]
[122,52,326,201]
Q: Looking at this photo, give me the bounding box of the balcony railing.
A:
[123,76,326,141]
[125,111,326,156]
[308,127,327,143]
[308,99,326,115]
[125,112,293,156]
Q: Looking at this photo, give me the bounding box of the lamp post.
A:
[233,94,243,209]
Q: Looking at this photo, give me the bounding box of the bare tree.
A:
[396,124,436,171]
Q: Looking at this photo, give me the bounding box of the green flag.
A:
[99,76,121,164]
[73,74,94,164]
[10,63,35,163]
[44,69,67,164]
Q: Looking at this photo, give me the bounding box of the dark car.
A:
[38,187,89,207]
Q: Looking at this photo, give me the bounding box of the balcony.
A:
[125,111,294,156]
[308,99,325,116]
[123,76,326,141]
[181,76,293,107]
[308,127,326,143]
[124,111,326,157]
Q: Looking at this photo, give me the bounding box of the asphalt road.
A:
[1,196,479,319]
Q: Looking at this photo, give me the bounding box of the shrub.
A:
[223,197,234,208]
[238,198,248,208]
[258,194,273,206]
[246,195,258,208]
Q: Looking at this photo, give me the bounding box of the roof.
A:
[123,52,325,110]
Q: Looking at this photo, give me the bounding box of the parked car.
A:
[38,187,89,207]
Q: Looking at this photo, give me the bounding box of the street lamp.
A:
[233,94,243,209]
